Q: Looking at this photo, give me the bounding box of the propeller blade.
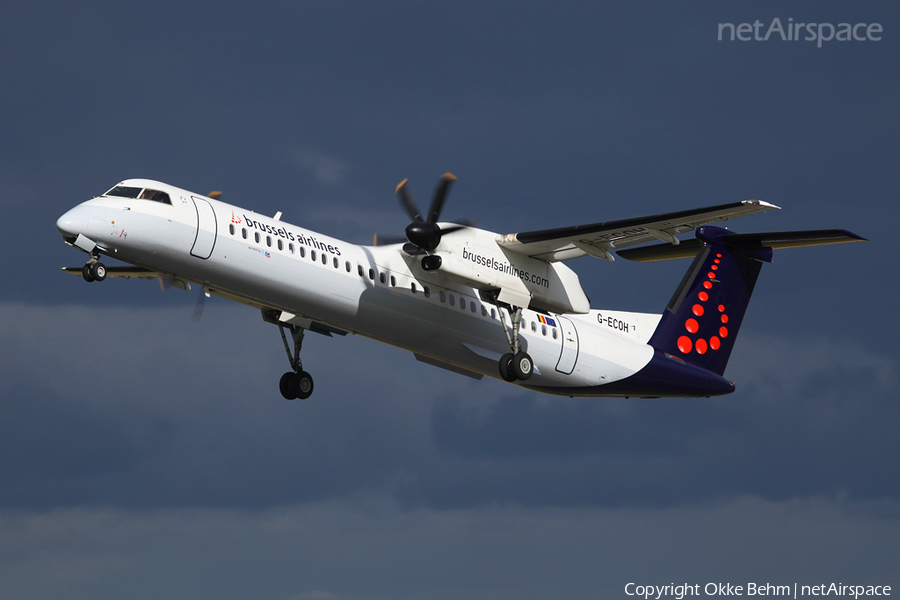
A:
[438,224,466,235]
[426,172,456,224]
[396,179,423,223]
[394,173,461,254]
[402,242,426,256]
[373,233,408,246]
[191,288,210,322]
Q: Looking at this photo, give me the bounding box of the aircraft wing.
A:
[62,266,159,279]
[496,200,779,262]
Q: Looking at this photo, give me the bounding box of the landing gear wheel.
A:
[289,371,314,399]
[279,372,298,400]
[498,352,517,382]
[82,264,95,282]
[511,351,533,380]
[90,262,107,281]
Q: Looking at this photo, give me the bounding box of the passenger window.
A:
[459,299,466,311]
[358,265,364,277]
[229,224,235,235]
[471,302,477,313]
[255,232,260,243]
[449,294,455,306]
[368,268,374,280]
[311,250,317,261]
[491,308,496,319]
[439,291,446,303]
[277,239,283,251]
[345,261,351,272]
[552,329,558,340]
[390,275,396,287]
[289,243,294,253]
[266,236,272,247]
[542,325,547,336]
[411,282,417,294]
[531,321,536,332]
[379,272,386,284]
[334,257,339,268]
[300,247,306,258]
[424,287,430,298]
[481,305,487,317]
[242,228,247,239]
[322,254,327,265]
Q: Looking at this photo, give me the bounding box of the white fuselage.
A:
[58,180,662,396]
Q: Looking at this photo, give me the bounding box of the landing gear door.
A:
[190,197,217,259]
[555,316,579,374]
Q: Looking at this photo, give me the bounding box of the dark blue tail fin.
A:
[647,226,769,376]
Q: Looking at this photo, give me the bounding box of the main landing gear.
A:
[81,257,107,282]
[496,305,533,382]
[272,317,314,400]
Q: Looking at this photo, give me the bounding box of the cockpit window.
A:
[105,185,143,198]
[103,185,171,205]
[140,189,171,204]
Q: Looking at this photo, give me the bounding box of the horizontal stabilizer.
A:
[617,229,867,262]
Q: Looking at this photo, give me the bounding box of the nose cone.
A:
[57,206,87,240]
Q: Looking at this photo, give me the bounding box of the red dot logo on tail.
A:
[678,253,729,356]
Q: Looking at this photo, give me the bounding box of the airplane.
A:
[55,174,865,400]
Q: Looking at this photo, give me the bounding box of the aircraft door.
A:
[190,196,217,259]
[555,316,579,374]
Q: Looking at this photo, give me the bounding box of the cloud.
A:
[1,497,898,600]
[4,1,898,596]
[292,149,350,186]
[421,334,899,508]
[1,301,897,514]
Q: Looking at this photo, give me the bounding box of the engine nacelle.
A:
[425,227,592,314]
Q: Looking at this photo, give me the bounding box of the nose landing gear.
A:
[81,259,107,282]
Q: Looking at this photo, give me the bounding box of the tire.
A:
[511,351,533,380]
[90,262,107,281]
[290,371,314,399]
[498,352,517,382]
[82,264,95,282]
[279,372,297,400]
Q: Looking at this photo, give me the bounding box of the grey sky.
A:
[2,1,898,598]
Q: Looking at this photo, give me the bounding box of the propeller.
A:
[191,289,208,322]
[396,173,466,254]
[157,276,209,321]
